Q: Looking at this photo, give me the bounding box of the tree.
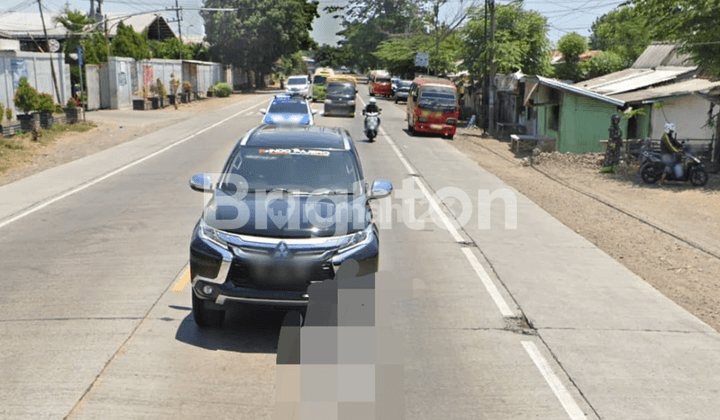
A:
[313,45,348,68]
[422,0,482,63]
[590,4,653,67]
[374,31,462,77]
[635,0,720,77]
[460,3,551,78]
[110,22,151,60]
[326,0,422,71]
[555,32,588,82]
[148,38,192,60]
[581,51,625,79]
[55,9,103,88]
[203,0,319,88]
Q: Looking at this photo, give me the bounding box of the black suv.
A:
[188,125,393,327]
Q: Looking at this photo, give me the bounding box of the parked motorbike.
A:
[639,140,709,186]
[363,110,381,142]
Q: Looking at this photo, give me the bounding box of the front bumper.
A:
[414,121,457,136]
[324,101,356,116]
[189,224,379,308]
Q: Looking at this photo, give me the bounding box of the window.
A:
[549,105,560,130]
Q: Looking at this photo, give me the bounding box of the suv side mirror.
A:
[189,173,214,192]
[369,179,393,199]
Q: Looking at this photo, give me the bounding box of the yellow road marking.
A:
[172,267,191,292]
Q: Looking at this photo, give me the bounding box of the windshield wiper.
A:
[252,188,309,195]
[310,189,354,196]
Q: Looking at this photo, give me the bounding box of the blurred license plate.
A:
[430,124,442,130]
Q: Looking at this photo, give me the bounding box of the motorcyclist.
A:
[660,122,684,179]
[363,98,381,115]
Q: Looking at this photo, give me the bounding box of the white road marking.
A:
[361,95,587,419]
[461,247,514,317]
[0,100,266,230]
[522,341,588,420]
[358,96,514,317]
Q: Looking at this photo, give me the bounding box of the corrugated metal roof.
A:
[631,42,692,68]
[576,67,696,96]
[534,76,625,107]
[576,68,650,90]
[0,12,67,38]
[611,78,720,104]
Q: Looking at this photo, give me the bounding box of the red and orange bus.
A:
[406,77,459,140]
[369,70,393,97]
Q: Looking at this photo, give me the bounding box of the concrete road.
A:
[0,90,719,419]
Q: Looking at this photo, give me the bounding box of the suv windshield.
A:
[419,86,457,110]
[287,78,307,85]
[268,101,307,114]
[398,81,412,88]
[327,82,355,95]
[223,148,361,194]
[313,75,327,85]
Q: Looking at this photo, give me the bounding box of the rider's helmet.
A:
[369,98,376,104]
[611,114,621,124]
[664,122,676,133]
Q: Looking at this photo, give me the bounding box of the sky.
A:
[1,0,628,46]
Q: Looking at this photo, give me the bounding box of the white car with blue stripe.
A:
[260,94,316,126]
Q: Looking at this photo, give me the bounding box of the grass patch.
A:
[0,122,96,176]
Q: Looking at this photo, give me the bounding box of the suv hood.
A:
[203,193,370,238]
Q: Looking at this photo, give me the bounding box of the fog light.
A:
[203,285,214,295]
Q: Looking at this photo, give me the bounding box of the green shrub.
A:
[0,103,4,122]
[13,77,39,115]
[213,82,232,97]
[66,97,77,109]
[156,78,167,97]
[6,108,12,121]
[36,93,56,114]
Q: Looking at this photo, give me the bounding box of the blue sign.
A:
[77,46,84,67]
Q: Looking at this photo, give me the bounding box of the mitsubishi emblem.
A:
[274,241,291,259]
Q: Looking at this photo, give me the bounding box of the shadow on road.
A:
[174,306,286,354]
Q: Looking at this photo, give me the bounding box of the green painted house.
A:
[525,76,627,153]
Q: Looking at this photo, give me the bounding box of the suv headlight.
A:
[199,219,228,248]
[337,224,373,252]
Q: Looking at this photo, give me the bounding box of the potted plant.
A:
[132,87,152,111]
[13,77,40,132]
[156,78,168,108]
[63,97,84,123]
[1,106,20,138]
[168,73,181,106]
[207,85,214,97]
[35,93,56,129]
[182,81,193,103]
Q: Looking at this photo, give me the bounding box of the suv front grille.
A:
[228,259,334,291]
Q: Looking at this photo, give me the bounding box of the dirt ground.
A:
[452,127,720,333]
[3,100,720,333]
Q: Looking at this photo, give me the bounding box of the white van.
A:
[285,75,311,99]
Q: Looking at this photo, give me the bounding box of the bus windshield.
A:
[418,86,457,111]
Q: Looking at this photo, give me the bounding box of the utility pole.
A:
[175,0,182,41]
[488,0,496,136]
[38,0,62,104]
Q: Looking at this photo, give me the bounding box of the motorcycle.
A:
[362,109,381,142]
[639,140,709,186]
